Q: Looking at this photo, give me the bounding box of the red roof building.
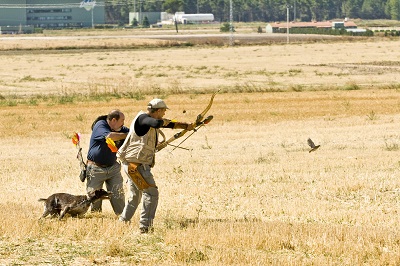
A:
[270,21,357,30]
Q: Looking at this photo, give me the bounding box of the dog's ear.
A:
[94,189,106,197]
[98,189,112,198]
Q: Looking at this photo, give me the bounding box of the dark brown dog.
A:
[38,189,111,220]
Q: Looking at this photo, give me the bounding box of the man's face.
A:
[155,108,166,119]
[110,114,125,131]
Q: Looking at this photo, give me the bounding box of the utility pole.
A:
[91,7,94,29]
[229,0,233,46]
[287,4,290,44]
[80,0,96,28]
[293,0,296,21]
[139,0,142,25]
[398,0,400,20]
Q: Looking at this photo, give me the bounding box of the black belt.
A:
[87,160,110,168]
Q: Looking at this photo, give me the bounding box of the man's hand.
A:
[186,124,195,131]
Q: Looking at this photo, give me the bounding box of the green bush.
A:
[276,27,373,37]
[131,18,138,27]
[142,17,150,28]
[220,22,235,32]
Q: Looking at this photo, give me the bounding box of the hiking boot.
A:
[119,217,130,224]
[140,227,154,234]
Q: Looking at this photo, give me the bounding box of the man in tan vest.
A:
[117,99,194,233]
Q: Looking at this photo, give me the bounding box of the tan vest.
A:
[117,111,158,166]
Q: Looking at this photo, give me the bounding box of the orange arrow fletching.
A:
[72,132,81,146]
[106,137,118,152]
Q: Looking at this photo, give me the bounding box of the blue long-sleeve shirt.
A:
[87,120,129,166]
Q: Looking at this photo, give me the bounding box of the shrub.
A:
[142,17,150,28]
[220,22,235,32]
[131,18,138,27]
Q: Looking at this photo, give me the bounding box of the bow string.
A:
[156,90,219,152]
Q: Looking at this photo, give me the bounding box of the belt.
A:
[87,160,110,168]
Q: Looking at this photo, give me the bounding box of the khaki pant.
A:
[119,163,158,230]
[86,162,125,215]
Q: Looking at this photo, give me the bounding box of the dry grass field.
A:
[1,31,399,98]
[1,31,400,265]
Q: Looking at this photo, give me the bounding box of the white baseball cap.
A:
[148,98,169,109]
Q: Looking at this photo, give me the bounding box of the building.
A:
[129,12,165,26]
[268,20,358,33]
[174,12,214,24]
[129,12,215,26]
[0,0,105,30]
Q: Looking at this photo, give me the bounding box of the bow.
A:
[171,115,213,151]
[156,90,219,152]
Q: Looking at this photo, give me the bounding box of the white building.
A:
[174,12,214,24]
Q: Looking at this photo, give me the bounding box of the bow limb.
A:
[172,115,213,151]
[156,90,219,152]
[195,89,219,125]
[156,127,189,152]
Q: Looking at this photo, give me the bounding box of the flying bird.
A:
[307,138,320,153]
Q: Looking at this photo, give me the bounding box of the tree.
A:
[163,0,184,14]
[209,0,228,22]
[132,17,138,27]
[387,0,400,20]
[342,0,363,18]
[361,0,384,19]
[262,0,287,21]
[102,0,399,25]
[184,0,198,13]
[142,0,163,12]
[142,16,150,28]
[105,0,129,25]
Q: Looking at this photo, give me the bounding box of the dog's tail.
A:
[38,198,47,202]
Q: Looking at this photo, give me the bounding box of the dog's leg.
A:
[40,209,50,219]
[38,198,49,219]
[59,206,70,220]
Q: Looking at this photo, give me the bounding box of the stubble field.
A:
[1,32,400,265]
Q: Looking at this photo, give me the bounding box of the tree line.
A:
[104,0,400,25]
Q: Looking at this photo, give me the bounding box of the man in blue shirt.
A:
[86,109,129,214]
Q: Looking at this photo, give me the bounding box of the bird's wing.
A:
[307,138,315,148]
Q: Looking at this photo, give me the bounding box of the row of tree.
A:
[104,0,400,25]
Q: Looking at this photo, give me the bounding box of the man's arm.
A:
[106,132,128,141]
[106,125,129,141]
[141,115,163,128]
[162,119,194,130]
